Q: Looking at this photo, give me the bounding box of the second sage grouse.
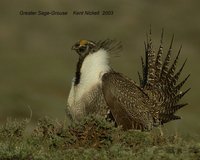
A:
[67,30,190,131]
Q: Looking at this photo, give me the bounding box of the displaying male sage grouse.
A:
[67,30,190,131]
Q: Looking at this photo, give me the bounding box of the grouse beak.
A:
[71,45,76,50]
[72,44,82,57]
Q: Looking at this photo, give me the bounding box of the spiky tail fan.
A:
[138,29,190,125]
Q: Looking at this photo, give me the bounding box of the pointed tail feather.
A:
[160,35,174,84]
[159,114,181,124]
[173,74,190,94]
[154,29,164,81]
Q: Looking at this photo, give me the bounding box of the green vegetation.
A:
[0,116,199,160]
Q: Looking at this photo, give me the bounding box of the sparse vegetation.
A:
[0,116,199,160]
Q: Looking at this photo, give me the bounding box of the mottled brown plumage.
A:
[102,72,154,130]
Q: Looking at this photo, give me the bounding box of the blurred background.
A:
[0,0,199,136]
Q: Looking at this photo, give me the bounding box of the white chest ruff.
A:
[67,49,110,118]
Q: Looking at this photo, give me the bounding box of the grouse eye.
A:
[78,46,86,53]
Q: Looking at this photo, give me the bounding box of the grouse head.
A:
[72,39,122,58]
[72,40,97,58]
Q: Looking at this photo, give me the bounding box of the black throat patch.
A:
[74,57,84,86]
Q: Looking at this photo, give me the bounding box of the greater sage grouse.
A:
[67,30,190,131]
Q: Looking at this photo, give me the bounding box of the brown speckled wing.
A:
[102,72,154,131]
